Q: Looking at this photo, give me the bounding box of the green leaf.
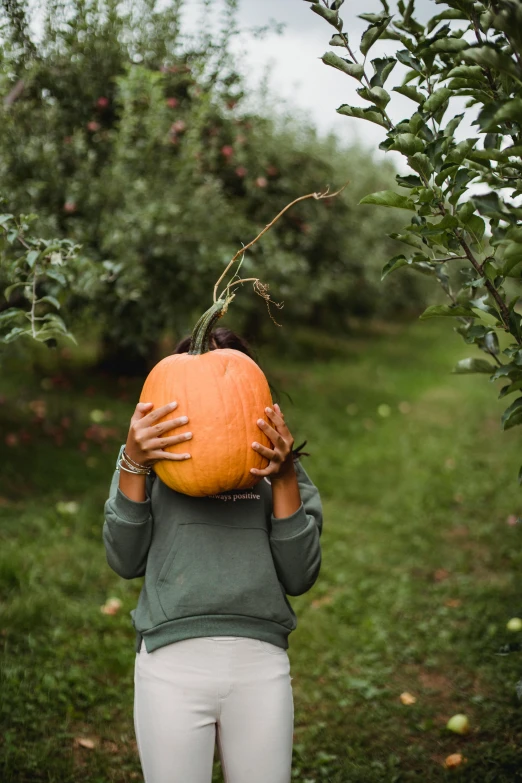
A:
[457,200,475,223]
[0,214,14,227]
[502,242,522,276]
[419,304,475,319]
[472,192,514,222]
[490,363,522,381]
[392,85,425,103]
[389,133,425,156]
[356,86,390,109]
[41,312,67,331]
[45,267,67,285]
[360,16,392,56]
[396,49,423,72]
[447,141,478,166]
[388,232,425,250]
[322,52,365,80]
[505,227,522,243]
[381,255,408,280]
[446,65,484,80]
[2,326,30,343]
[502,397,522,431]
[467,148,512,162]
[469,295,501,321]
[369,57,396,88]
[444,113,465,137]
[499,380,522,399]
[426,8,467,33]
[461,45,519,78]
[336,104,388,127]
[435,164,459,185]
[423,88,452,114]
[395,174,423,187]
[407,153,433,179]
[37,294,61,310]
[4,282,30,300]
[329,34,346,46]
[492,99,522,126]
[424,37,470,54]
[452,357,496,374]
[311,3,343,30]
[359,190,416,210]
[465,215,486,243]
[26,250,39,269]
[358,13,386,23]
[420,214,458,235]
[473,308,503,329]
[0,308,24,324]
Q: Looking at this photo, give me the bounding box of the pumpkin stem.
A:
[213,182,349,304]
[188,297,234,355]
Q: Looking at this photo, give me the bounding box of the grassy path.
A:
[1,320,522,781]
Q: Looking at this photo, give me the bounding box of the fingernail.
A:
[170,401,178,408]
[185,432,192,439]
[252,442,259,448]
[257,418,264,425]
[180,416,188,423]
[183,454,191,459]
[265,407,272,414]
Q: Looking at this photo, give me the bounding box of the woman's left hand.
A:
[251,403,295,480]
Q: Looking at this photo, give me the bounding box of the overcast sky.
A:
[178,0,475,168]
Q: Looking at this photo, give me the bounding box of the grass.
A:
[1,319,522,781]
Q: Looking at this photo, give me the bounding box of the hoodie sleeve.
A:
[268,460,323,597]
[102,466,155,580]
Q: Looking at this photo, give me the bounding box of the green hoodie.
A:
[103,454,323,654]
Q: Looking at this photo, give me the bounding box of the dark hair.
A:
[173,327,309,460]
[173,327,256,360]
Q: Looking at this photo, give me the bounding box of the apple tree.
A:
[305,0,522,476]
[0,0,427,371]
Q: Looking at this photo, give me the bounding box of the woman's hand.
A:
[250,403,295,480]
[125,401,192,467]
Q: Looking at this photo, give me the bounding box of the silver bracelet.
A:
[121,454,151,474]
[115,444,152,475]
[123,449,150,470]
[118,461,151,476]
[118,457,151,475]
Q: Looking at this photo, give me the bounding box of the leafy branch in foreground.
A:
[305,0,522,477]
[0,205,81,347]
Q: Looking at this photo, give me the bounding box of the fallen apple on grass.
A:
[444,753,466,769]
[446,714,470,735]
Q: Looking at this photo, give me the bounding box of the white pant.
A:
[134,635,294,783]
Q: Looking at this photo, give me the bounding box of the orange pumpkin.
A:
[139,300,273,497]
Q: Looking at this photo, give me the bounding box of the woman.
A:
[102,327,323,783]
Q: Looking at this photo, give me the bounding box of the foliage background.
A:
[0,0,433,371]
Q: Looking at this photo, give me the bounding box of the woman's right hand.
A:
[125,401,192,467]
